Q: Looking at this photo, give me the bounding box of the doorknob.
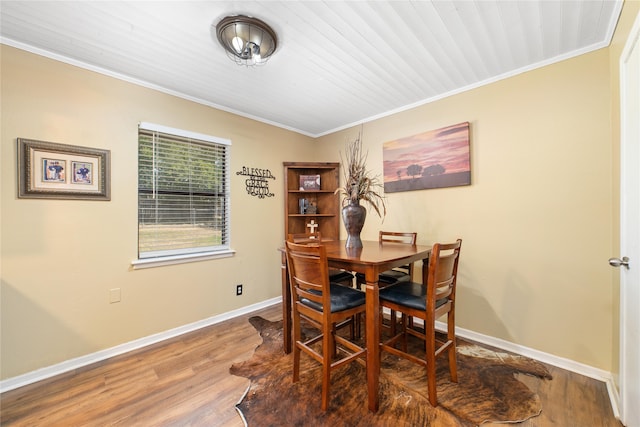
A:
[609,256,630,269]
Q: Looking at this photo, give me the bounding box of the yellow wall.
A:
[2,3,639,380]
[0,45,313,379]
[319,49,614,370]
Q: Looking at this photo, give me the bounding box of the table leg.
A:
[365,280,380,412]
[281,252,292,354]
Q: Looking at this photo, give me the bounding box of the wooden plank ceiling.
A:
[0,1,623,136]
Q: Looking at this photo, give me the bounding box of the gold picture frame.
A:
[18,138,111,200]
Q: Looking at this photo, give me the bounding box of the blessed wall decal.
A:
[236,166,276,199]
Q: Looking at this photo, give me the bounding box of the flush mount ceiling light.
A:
[216,15,278,66]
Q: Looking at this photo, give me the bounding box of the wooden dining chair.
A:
[288,232,360,339]
[378,231,418,283]
[284,240,367,411]
[356,231,418,287]
[355,231,417,335]
[379,239,462,407]
[287,232,354,287]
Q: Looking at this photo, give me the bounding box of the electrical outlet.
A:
[236,284,243,296]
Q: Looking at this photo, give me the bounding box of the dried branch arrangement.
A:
[335,134,386,218]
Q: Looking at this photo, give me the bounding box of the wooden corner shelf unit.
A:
[283,162,341,240]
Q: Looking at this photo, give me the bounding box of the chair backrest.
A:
[426,239,462,309]
[285,240,331,315]
[379,231,417,245]
[288,232,322,243]
[379,231,418,278]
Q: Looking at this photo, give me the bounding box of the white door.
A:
[613,11,640,427]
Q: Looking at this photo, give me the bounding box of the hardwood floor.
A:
[505,367,622,427]
[1,303,621,426]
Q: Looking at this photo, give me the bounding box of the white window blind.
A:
[138,123,231,259]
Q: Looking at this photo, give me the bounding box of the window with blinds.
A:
[138,123,231,259]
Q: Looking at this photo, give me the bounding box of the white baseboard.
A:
[0,297,281,393]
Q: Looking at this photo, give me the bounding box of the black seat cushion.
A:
[329,270,355,283]
[301,284,365,313]
[355,269,410,285]
[378,269,411,284]
[379,281,447,311]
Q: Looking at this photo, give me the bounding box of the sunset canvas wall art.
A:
[383,122,471,193]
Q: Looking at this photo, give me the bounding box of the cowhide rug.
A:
[230,316,552,426]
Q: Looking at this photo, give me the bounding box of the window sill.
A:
[131,249,236,270]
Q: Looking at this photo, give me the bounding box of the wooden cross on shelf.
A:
[306,219,318,234]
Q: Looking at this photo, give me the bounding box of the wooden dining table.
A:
[280,239,432,412]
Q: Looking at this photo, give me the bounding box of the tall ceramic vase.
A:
[342,199,366,249]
